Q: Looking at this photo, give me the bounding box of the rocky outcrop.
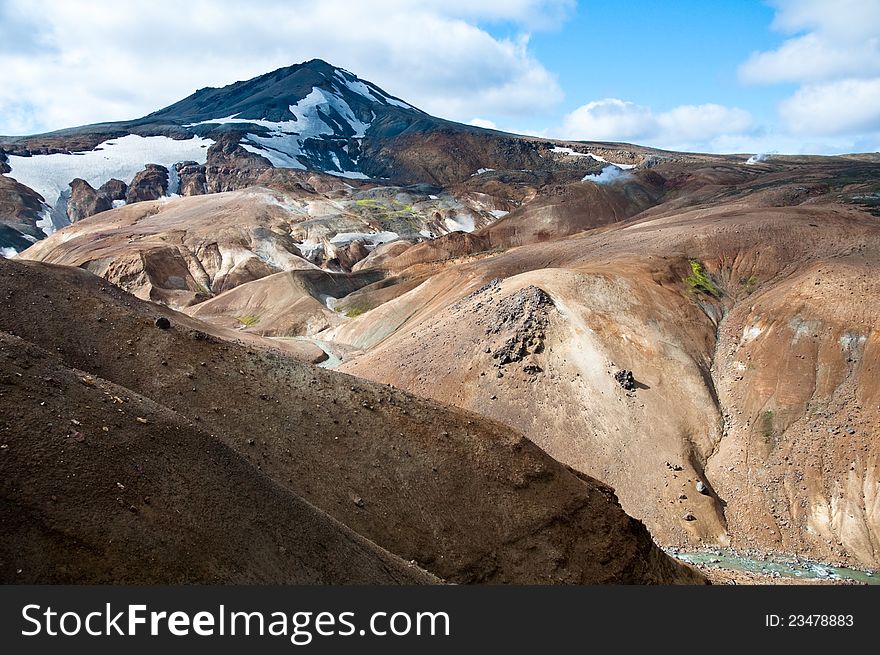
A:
[0,174,45,248]
[204,139,271,193]
[614,369,636,391]
[67,178,112,222]
[98,178,128,201]
[332,239,370,270]
[486,285,552,367]
[126,164,169,204]
[175,161,207,196]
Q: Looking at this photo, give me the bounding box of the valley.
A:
[2,59,878,584]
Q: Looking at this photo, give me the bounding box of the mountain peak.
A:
[146,59,418,125]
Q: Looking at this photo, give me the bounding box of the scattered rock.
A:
[683,512,696,521]
[613,369,636,391]
[489,286,552,366]
[696,480,709,495]
[154,316,171,330]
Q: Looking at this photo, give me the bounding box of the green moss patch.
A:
[685,260,721,297]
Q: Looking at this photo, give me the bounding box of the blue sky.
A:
[1,0,879,154]
[472,0,880,153]
[529,2,785,119]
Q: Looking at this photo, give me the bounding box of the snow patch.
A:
[5,135,212,210]
[326,170,370,180]
[333,69,413,110]
[35,208,55,237]
[553,146,637,169]
[194,87,371,175]
[329,231,398,246]
[166,164,181,197]
[551,146,587,157]
[298,239,323,261]
[489,209,509,218]
[112,199,126,208]
[1,247,18,259]
[472,168,494,176]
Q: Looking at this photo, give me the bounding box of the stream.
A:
[667,549,879,584]
[273,337,343,369]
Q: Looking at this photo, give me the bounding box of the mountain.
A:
[0,59,652,251]
[3,59,880,582]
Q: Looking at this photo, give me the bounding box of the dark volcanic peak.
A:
[146,59,421,124]
[0,58,660,253]
[0,59,459,230]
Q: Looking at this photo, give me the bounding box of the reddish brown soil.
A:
[0,257,702,584]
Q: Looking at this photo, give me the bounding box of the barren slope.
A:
[335,197,880,568]
[0,332,433,584]
[0,257,701,584]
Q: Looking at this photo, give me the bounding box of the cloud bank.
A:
[559,99,753,152]
[0,0,571,135]
[740,0,880,147]
[546,1,880,154]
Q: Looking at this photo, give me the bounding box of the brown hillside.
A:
[0,257,701,584]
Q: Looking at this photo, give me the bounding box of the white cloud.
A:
[468,118,498,129]
[740,31,880,85]
[739,0,880,142]
[558,98,753,152]
[560,99,653,141]
[780,78,880,135]
[0,0,568,135]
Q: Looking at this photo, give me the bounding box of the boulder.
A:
[126,164,169,204]
[175,161,207,196]
[614,369,636,390]
[98,178,128,201]
[333,240,370,270]
[67,178,112,223]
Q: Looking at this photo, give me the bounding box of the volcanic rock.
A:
[98,178,128,201]
[614,369,636,391]
[126,164,169,204]
[67,178,112,222]
[175,161,207,196]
